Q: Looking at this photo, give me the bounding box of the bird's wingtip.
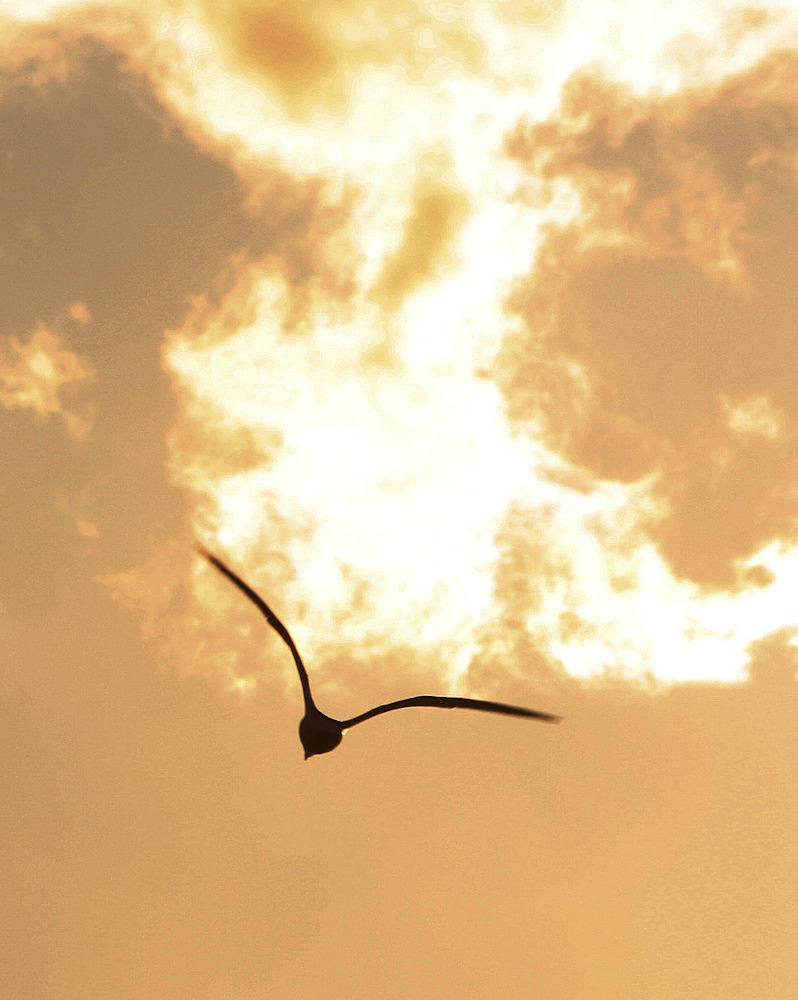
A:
[537,710,562,723]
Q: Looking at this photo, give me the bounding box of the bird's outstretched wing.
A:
[340,695,560,729]
[196,546,316,710]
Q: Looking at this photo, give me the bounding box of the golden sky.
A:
[2,1,797,997]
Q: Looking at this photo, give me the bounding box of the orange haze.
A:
[1,2,797,998]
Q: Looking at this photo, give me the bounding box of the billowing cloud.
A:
[6,0,798,695]
[132,3,798,689]
[167,263,533,687]
[503,50,798,590]
[0,10,351,579]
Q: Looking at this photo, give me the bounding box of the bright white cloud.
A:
[168,271,539,681]
[154,0,798,689]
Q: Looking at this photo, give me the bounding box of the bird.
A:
[197,546,560,758]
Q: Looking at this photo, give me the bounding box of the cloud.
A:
[166,262,533,686]
[720,391,785,440]
[502,50,798,587]
[11,0,797,690]
[0,324,95,438]
[145,3,798,689]
[746,626,798,686]
[370,172,470,312]
[195,0,486,117]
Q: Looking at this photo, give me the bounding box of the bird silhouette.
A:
[197,546,560,758]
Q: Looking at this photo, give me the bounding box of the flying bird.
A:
[197,546,560,758]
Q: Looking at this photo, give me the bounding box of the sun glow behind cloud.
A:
[168,268,542,681]
[15,0,798,689]
[155,0,798,688]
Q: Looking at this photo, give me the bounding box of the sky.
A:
[1,1,797,997]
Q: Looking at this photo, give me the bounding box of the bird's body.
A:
[197,546,560,758]
[299,707,344,758]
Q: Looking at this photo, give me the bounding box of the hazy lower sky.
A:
[2,1,797,998]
